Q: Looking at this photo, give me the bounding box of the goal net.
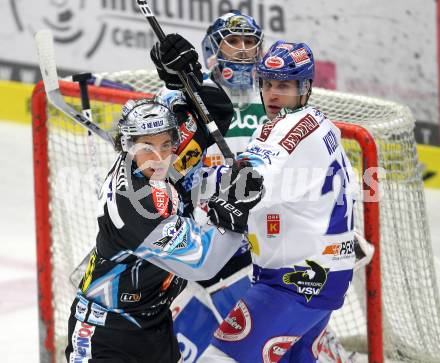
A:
[32,70,440,363]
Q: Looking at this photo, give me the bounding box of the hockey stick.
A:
[135,0,235,165]
[35,30,115,147]
[72,72,102,196]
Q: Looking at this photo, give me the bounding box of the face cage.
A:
[209,29,263,66]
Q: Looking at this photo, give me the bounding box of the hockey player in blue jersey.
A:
[196,41,357,362]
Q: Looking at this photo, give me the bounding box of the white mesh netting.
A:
[35,70,440,363]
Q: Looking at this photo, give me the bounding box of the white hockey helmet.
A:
[118,99,180,153]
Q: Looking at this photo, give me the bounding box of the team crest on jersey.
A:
[266,214,280,237]
[154,217,188,254]
[262,336,300,363]
[279,114,319,154]
[214,300,252,341]
[282,260,329,302]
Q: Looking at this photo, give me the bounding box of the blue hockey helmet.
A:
[257,41,315,96]
[202,11,263,91]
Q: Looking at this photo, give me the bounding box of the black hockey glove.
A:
[150,34,203,90]
[207,160,265,233]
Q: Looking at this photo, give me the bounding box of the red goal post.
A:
[32,72,439,363]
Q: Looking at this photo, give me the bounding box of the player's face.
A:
[132,132,176,179]
[219,34,259,62]
[261,79,300,120]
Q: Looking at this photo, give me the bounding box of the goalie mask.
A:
[202,11,263,100]
[118,99,180,153]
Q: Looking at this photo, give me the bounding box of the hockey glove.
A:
[207,161,264,233]
[150,34,203,90]
[217,160,265,210]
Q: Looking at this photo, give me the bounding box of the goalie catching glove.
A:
[151,33,203,90]
[207,160,265,233]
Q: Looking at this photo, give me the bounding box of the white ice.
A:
[0,121,439,362]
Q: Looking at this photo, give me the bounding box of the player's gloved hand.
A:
[150,34,203,90]
[207,161,264,233]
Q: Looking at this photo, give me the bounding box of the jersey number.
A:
[321,155,353,235]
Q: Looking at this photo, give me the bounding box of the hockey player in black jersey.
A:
[65,56,264,362]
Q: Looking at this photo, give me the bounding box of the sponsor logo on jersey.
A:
[177,113,197,153]
[72,321,95,361]
[282,260,329,302]
[262,336,300,363]
[267,214,280,236]
[265,56,284,69]
[247,145,280,165]
[120,292,141,303]
[322,240,354,256]
[279,114,319,154]
[87,302,108,326]
[257,117,284,142]
[290,47,311,67]
[222,67,234,80]
[152,187,171,218]
[174,139,202,175]
[214,300,252,341]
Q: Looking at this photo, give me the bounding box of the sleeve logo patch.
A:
[279,114,319,154]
